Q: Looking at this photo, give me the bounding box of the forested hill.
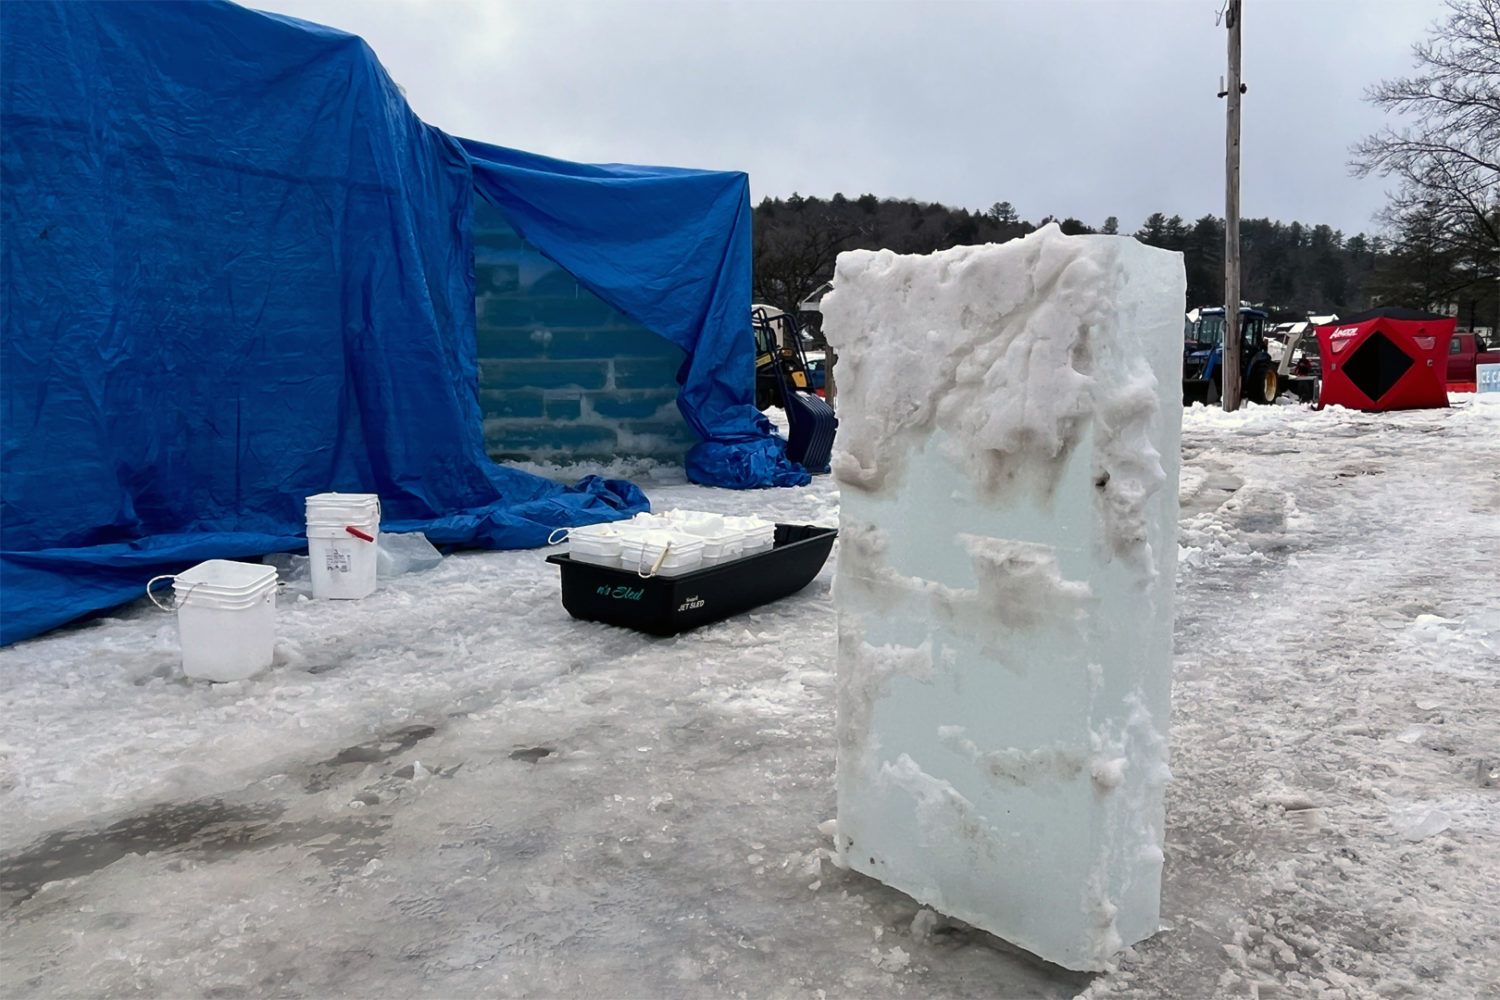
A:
[752,194,1384,322]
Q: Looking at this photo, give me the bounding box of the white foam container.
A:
[172,560,278,682]
[306,492,380,599]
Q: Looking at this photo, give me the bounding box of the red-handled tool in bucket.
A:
[345,526,375,542]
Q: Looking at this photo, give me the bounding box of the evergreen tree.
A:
[987,201,1019,225]
[750,196,1386,318]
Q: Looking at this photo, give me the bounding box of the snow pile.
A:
[821,225,1186,971]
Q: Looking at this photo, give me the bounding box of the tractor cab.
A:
[1184,306,1278,405]
[752,304,814,411]
[750,305,837,473]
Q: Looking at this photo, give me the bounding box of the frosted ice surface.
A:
[822,225,1184,972]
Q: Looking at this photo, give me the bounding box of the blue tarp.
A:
[0,0,802,645]
[460,142,809,491]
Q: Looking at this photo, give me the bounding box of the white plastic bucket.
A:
[307,523,380,599]
[547,522,625,568]
[150,560,278,682]
[698,530,745,567]
[725,515,775,555]
[306,492,381,599]
[653,537,704,576]
[619,530,704,578]
[569,524,623,568]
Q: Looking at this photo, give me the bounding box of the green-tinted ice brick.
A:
[589,392,677,420]
[545,396,582,420]
[476,327,551,360]
[480,359,608,391]
[478,389,543,419]
[546,327,675,360]
[481,298,537,329]
[530,296,617,329]
[484,420,618,454]
[613,357,685,389]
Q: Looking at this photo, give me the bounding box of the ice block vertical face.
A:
[821,227,1185,972]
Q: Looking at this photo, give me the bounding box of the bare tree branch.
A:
[1351,0,1499,315]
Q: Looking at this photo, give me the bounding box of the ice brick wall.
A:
[822,225,1184,972]
[473,200,697,464]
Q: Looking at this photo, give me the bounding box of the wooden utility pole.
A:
[1222,0,1243,411]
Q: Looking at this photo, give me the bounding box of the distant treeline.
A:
[752,194,1497,333]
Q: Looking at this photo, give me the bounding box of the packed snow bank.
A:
[822,226,1185,970]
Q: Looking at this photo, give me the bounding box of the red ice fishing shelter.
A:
[1316,309,1456,411]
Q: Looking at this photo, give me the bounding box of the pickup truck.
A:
[1445,332,1500,387]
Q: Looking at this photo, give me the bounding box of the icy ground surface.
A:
[3,399,1498,999]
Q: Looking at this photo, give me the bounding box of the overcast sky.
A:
[247,0,1444,238]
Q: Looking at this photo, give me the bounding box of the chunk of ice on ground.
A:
[377,531,443,578]
[1392,805,1451,841]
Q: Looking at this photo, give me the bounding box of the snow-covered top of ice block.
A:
[821,224,1184,564]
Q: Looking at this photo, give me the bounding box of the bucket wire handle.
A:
[547,526,571,546]
[345,525,375,542]
[145,574,178,611]
[638,541,671,579]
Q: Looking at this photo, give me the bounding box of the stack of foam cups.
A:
[305,492,381,599]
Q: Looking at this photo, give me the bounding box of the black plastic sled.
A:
[546,524,836,636]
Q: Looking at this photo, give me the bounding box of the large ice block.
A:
[822,225,1184,972]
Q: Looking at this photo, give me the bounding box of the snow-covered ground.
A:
[2,398,1497,999]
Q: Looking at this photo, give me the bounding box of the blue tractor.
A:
[1183,306,1279,405]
